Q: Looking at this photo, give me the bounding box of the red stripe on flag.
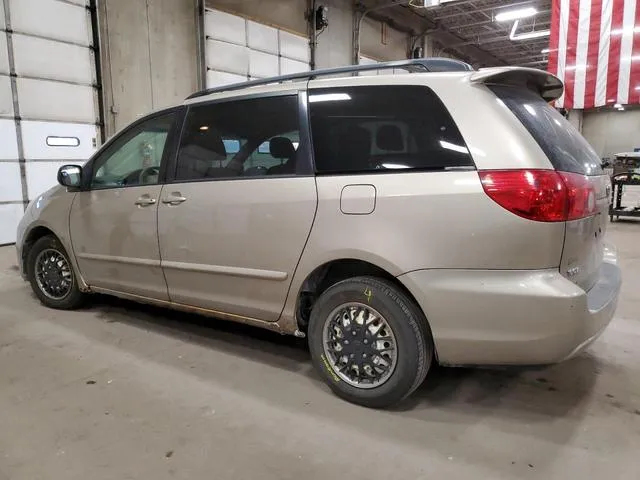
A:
[548,0,561,76]
[628,3,640,104]
[563,0,581,109]
[606,0,625,104]
[584,0,603,108]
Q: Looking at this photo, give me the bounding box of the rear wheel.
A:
[27,235,85,309]
[308,276,433,408]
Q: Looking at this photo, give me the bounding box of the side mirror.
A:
[57,164,83,189]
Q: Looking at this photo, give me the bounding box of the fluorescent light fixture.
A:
[199,125,209,131]
[495,7,537,22]
[510,20,550,40]
[381,163,410,169]
[440,140,469,154]
[308,93,351,103]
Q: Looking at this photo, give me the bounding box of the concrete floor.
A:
[1,223,639,480]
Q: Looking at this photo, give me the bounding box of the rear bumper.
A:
[398,250,621,366]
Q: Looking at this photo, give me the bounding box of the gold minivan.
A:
[16,60,621,407]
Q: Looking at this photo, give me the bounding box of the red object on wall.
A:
[548,0,640,109]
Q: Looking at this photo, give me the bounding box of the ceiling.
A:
[368,0,552,69]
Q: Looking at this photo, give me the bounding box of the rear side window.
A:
[490,86,602,175]
[309,85,474,174]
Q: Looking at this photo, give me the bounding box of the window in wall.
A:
[309,86,474,174]
[91,112,176,188]
[175,95,300,181]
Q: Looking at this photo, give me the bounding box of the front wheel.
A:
[308,276,433,408]
[27,235,85,309]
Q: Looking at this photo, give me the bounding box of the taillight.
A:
[479,169,597,222]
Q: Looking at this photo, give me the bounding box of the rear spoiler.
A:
[470,67,564,102]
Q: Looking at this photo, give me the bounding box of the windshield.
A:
[490,85,603,176]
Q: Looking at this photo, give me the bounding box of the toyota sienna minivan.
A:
[16,59,621,408]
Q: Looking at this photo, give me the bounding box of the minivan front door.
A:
[157,93,317,322]
[70,111,180,299]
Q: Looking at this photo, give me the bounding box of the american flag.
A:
[548,0,640,109]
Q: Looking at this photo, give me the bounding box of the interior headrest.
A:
[376,125,404,151]
[269,136,295,159]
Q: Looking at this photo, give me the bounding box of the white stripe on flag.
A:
[596,0,613,106]
[557,0,571,107]
[617,0,637,104]
[573,0,592,108]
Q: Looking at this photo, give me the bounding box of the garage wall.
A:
[582,109,640,159]
[360,16,408,61]
[98,0,199,134]
[204,8,309,88]
[1,0,100,245]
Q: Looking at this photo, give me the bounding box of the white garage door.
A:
[0,0,100,244]
[204,9,310,88]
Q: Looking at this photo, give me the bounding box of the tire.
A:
[27,235,85,310]
[308,276,433,408]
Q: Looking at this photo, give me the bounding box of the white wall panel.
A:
[206,39,248,76]
[0,204,24,244]
[205,10,309,89]
[0,3,5,30]
[17,78,95,123]
[247,21,278,54]
[206,70,246,87]
[25,161,67,200]
[21,121,97,160]
[0,75,13,116]
[0,119,18,159]
[281,57,308,75]
[66,0,89,5]
[0,162,22,202]
[205,9,245,45]
[249,50,278,78]
[279,30,309,62]
[12,34,94,85]
[9,0,91,46]
[0,35,9,75]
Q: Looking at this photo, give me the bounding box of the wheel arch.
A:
[293,258,429,340]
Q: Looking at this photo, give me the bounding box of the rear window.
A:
[309,85,474,174]
[490,85,602,176]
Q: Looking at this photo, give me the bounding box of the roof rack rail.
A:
[186,58,473,100]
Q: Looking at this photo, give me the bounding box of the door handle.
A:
[162,193,187,205]
[134,196,157,206]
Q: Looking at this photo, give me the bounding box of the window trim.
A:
[164,89,314,184]
[81,106,186,191]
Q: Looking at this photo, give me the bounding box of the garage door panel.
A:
[206,70,246,87]
[280,31,309,63]
[21,121,96,161]
[206,39,248,76]
[0,162,22,202]
[0,119,18,159]
[249,50,279,78]
[25,161,67,200]
[10,0,91,46]
[205,9,245,45]
[12,34,94,85]
[0,35,9,75]
[0,204,24,244]
[0,75,13,116]
[247,21,278,54]
[17,78,95,123]
[281,58,308,75]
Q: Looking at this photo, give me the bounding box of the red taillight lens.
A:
[479,169,596,222]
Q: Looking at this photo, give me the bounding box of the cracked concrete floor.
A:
[1,221,639,480]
